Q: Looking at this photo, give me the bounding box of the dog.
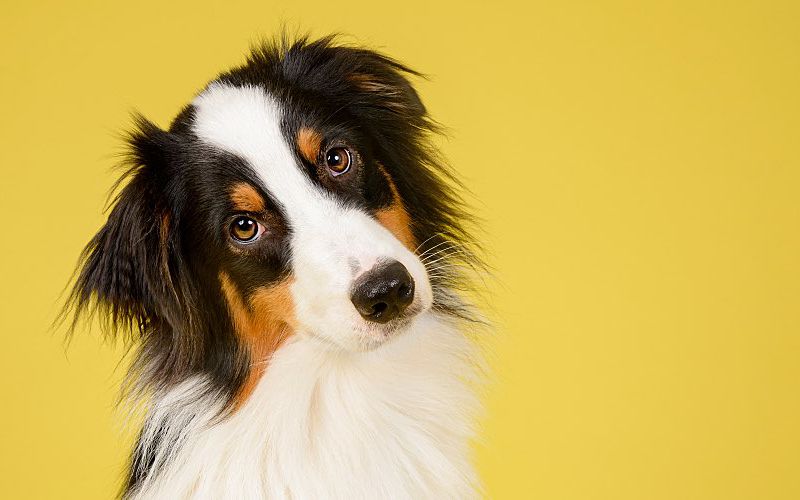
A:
[66,35,486,499]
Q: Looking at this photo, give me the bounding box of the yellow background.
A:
[1,1,798,498]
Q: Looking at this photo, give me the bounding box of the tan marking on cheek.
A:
[375,164,416,250]
[230,182,265,212]
[297,127,323,164]
[376,205,415,250]
[219,272,295,408]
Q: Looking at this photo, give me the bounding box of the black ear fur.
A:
[65,116,249,400]
[65,117,184,341]
[341,48,427,118]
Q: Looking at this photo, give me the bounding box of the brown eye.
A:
[229,216,262,243]
[324,146,352,175]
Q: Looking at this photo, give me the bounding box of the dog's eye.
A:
[324,146,352,176]
[229,216,263,243]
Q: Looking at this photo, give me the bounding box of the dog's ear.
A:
[279,37,428,122]
[343,49,427,119]
[65,117,186,338]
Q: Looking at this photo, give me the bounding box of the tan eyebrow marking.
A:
[230,182,265,212]
[297,126,323,164]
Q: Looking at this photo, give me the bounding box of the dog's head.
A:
[67,37,475,403]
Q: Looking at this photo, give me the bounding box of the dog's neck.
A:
[129,312,481,499]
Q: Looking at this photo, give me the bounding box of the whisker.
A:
[420,246,469,264]
[420,240,469,256]
[417,239,453,259]
[413,233,443,255]
[422,250,470,268]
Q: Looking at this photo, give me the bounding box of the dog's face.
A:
[69,38,472,403]
[191,82,432,353]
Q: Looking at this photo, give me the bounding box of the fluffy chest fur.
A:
[130,313,480,499]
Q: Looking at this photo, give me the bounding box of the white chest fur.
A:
[130,313,481,499]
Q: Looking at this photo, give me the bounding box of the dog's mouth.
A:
[355,307,425,351]
[298,299,428,353]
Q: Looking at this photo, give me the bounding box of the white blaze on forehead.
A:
[191,83,321,221]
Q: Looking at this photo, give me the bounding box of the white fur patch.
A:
[130,315,481,499]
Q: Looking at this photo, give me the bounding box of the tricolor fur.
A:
[65,36,486,499]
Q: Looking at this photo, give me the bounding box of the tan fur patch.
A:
[297,127,323,164]
[159,213,170,279]
[348,73,400,95]
[375,165,416,250]
[158,212,179,299]
[348,74,407,112]
[219,272,295,408]
[230,182,265,212]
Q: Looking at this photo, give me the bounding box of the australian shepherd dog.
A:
[66,35,487,499]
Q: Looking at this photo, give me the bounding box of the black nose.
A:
[350,260,415,323]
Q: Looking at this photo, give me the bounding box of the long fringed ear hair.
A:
[61,117,248,402]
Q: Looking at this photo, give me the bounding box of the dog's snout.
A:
[350,260,415,323]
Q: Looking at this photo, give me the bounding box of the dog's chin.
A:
[304,304,427,353]
[355,301,430,352]
[355,318,414,352]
